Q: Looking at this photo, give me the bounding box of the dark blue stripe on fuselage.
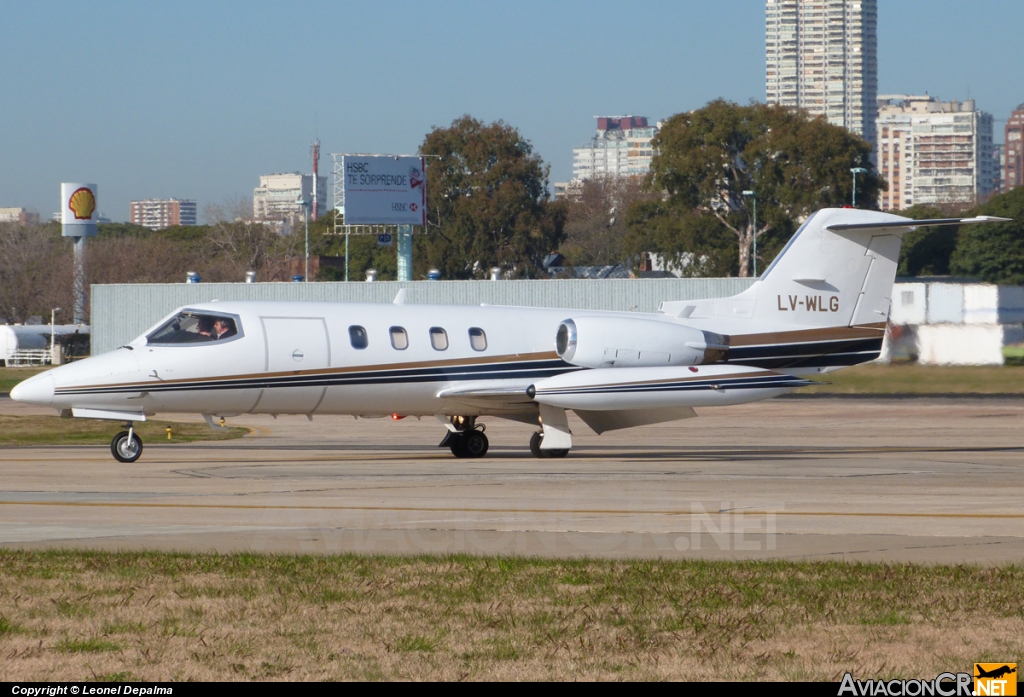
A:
[726,338,883,369]
[58,359,581,396]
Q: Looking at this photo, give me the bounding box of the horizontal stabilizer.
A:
[826,216,1011,232]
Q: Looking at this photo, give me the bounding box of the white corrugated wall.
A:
[90,279,755,355]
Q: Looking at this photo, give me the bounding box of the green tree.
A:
[949,187,1024,284]
[419,115,566,279]
[623,201,737,276]
[646,99,882,276]
[559,176,655,266]
[895,205,959,277]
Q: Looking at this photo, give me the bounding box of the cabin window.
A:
[429,327,448,351]
[349,325,368,350]
[468,327,487,351]
[390,326,409,350]
[146,310,242,345]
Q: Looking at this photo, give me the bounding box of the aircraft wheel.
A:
[462,430,489,458]
[449,434,469,458]
[529,432,545,458]
[530,431,567,459]
[111,431,143,463]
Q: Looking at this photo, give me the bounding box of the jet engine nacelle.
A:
[555,317,727,369]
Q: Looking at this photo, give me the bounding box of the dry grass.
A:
[0,415,247,446]
[0,552,1020,681]
[798,363,1024,394]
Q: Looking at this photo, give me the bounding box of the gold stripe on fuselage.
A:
[55,350,563,393]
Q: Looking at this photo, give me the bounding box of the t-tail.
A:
[659,208,1011,370]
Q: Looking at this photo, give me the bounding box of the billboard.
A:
[60,182,98,237]
[341,156,426,226]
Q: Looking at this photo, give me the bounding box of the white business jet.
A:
[11,208,1009,463]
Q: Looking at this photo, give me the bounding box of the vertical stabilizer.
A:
[749,208,909,327]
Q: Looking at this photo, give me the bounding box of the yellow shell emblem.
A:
[68,187,96,220]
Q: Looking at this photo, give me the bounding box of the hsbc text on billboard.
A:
[341,156,426,226]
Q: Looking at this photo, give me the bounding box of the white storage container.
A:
[889,283,927,324]
[926,283,964,324]
[917,324,1024,365]
[963,284,1024,325]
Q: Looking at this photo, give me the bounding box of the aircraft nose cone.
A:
[9,373,55,406]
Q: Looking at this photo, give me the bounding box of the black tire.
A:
[529,432,546,458]
[449,434,469,458]
[111,431,143,463]
[546,448,569,458]
[462,430,489,458]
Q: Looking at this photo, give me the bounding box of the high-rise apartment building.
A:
[571,116,657,182]
[0,208,40,226]
[876,95,995,211]
[253,173,328,221]
[129,199,197,230]
[1004,105,1024,193]
[992,144,1004,195]
[766,0,878,146]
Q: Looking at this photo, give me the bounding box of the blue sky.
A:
[1,1,1021,222]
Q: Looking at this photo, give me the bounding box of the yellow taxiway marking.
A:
[0,500,1022,520]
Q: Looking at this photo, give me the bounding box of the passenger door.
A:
[256,317,331,414]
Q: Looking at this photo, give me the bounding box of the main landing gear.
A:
[111,422,143,463]
[439,416,489,459]
[439,415,571,459]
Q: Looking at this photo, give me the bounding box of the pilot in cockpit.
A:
[213,317,236,340]
[147,311,240,345]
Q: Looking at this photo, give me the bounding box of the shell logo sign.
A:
[68,187,96,220]
[60,183,98,237]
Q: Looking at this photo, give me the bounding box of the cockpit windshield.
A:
[146,310,242,345]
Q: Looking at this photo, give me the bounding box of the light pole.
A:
[50,307,61,365]
[850,167,868,208]
[742,190,758,277]
[296,196,310,281]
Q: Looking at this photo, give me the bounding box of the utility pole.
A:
[297,195,310,281]
[742,190,758,277]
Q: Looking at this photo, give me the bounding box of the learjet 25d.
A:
[10,208,1010,462]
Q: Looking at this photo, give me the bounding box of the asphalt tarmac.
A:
[1,395,1022,563]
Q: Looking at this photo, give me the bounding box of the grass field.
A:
[797,363,1024,394]
[0,415,247,446]
[0,367,46,395]
[0,552,1019,681]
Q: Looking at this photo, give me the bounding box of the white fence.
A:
[5,349,56,367]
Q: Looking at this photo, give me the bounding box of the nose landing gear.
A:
[111,423,143,463]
